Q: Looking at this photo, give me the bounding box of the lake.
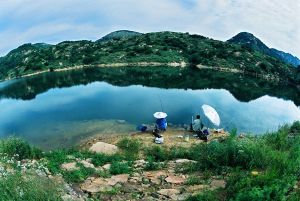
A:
[0,67,300,149]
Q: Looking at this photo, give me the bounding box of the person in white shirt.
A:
[192,115,203,131]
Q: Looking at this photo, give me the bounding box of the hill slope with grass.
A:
[228,32,300,67]
[0,31,299,84]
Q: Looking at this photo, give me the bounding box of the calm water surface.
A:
[0,71,300,149]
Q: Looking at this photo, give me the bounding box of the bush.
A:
[63,164,95,183]
[144,156,165,171]
[117,138,141,160]
[145,145,169,162]
[110,161,133,175]
[91,153,124,167]
[186,190,219,201]
[44,149,70,174]
[0,137,43,160]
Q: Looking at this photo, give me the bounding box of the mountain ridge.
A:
[0,30,299,84]
[227,32,300,67]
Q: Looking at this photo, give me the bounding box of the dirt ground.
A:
[79,126,229,150]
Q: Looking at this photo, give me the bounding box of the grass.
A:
[0,137,43,160]
[1,121,300,200]
[109,161,133,175]
[0,173,62,201]
[117,137,141,160]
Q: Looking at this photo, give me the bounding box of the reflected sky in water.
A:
[0,81,300,148]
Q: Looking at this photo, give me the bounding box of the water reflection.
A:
[0,67,300,149]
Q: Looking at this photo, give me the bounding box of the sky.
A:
[0,0,299,57]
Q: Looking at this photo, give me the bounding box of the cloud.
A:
[0,0,299,57]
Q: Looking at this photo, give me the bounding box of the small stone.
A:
[175,159,197,163]
[61,162,79,171]
[150,178,161,185]
[165,175,185,184]
[102,163,111,170]
[80,160,95,169]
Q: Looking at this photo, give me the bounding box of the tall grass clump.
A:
[0,137,43,160]
[0,173,62,201]
[117,137,141,160]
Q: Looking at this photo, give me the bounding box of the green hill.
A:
[0,31,299,84]
[228,32,300,67]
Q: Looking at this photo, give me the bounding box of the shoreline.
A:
[0,61,187,82]
[0,61,286,84]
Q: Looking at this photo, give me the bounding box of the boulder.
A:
[89,142,118,154]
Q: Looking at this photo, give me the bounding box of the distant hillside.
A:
[0,30,299,84]
[270,48,300,67]
[98,30,143,41]
[228,32,300,67]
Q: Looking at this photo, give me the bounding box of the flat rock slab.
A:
[165,175,185,184]
[61,162,79,171]
[144,171,167,179]
[106,174,129,186]
[80,178,113,193]
[89,142,118,154]
[157,189,180,197]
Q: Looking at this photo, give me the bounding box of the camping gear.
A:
[137,125,147,132]
[155,137,164,144]
[184,134,190,142]
[153,112,167,119]
[202,104,220,127]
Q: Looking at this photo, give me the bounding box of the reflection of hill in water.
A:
[0,67,300,106]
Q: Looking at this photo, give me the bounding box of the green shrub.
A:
[63,164,95,183]
[145,145,169,161]
[117,137,141,160]
[0,137,43,160]
[91,153,124,167]
[186,190,219,201]
[185,175,203,185]
[0,173,62,201]
[110,161,133,175]
[144,156,165,171]
[44,150,70,174]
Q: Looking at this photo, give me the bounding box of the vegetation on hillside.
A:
[0,31,299,84]
[1,122,300,200]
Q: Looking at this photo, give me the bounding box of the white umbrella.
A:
[202,104,220,127]
[153,112,167,119]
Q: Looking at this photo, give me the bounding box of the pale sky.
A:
[0,0,299,57]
